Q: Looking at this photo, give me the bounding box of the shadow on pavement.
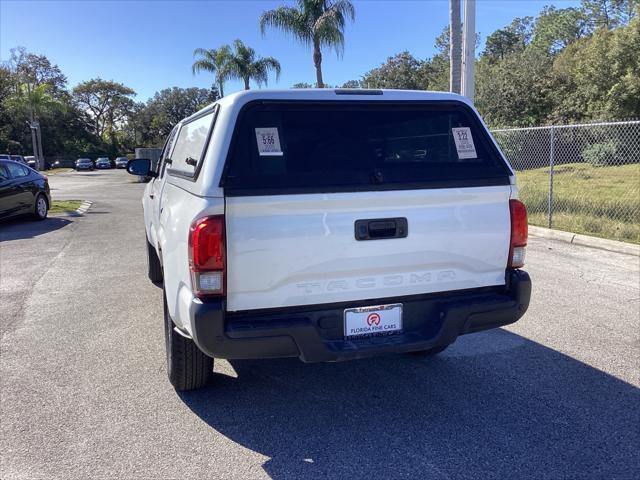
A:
[179,329,640,479]
[0,216,72,241]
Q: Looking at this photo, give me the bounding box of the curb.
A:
[75,201,92,215]
[529,225,640,256]
[51,200,92,218]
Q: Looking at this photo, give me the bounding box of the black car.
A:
[0,160,51,221]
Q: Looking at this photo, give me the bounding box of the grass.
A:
[44,168,73,175]
[49,200,82,215]
[517,162,640,244]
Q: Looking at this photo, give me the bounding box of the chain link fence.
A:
[492,120,640,244]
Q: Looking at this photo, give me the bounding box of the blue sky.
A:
[0,0,579,102]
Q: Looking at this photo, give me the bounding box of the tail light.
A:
[189,215,225,297]
[508,199,528,269]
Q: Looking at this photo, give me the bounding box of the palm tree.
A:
[192,45,232,97]
[226,39,281,90]
[260,0,355,88]
[8,83,63,169]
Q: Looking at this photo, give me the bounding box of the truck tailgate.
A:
[225,186,510,311]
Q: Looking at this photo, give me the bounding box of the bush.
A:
[582,141,620,166]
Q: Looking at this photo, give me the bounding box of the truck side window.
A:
[158,126,178,178]
[168,109,215,178]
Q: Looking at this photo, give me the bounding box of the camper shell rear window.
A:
[221,101,511,195]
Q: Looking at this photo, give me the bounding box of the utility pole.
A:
[449,0,462,94]
[27,120,44,170]
[28,122,38,162]
[35,121,44,170]
[461,0,476,101]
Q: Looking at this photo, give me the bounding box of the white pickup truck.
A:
[127,89,531,391]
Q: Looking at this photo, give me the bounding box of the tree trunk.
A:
[218,79,224,98]
[313,40,323,88]
[243,77,250,90]
[450,0,462,94]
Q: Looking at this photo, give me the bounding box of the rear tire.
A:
[33,194,48,221]
[164,288,212,391]
[146,238,163,284]
[407,345,449,357]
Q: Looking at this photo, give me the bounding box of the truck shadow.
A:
[0,216,71,241]
[179,329,640,479]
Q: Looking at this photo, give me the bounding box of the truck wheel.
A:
[407,345,449,356]
[164,288,212,391]
[146,238,163,284]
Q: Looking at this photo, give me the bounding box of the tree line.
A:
[352,0,639,127]
[0,47,218,157]
[0,0,637,159]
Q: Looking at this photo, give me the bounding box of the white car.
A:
[127,89,531,391]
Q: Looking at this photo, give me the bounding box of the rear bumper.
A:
[190,270,531,362]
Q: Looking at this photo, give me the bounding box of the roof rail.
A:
[334,89,383,96]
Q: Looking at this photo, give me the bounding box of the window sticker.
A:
[255,127,283,156]
[451,127,477,159]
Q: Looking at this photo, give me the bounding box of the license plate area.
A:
[344,303,403,338]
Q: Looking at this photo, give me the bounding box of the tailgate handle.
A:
[355,218,408,240]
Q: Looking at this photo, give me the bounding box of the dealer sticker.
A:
[255,127,283,156]
[451,127,477,159]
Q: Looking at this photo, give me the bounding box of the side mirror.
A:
[126,158,156,178]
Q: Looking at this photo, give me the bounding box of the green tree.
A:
[433,25,481,55]
[72,79,135,153]
[260,0,355,88]
[7,83,64,121]
[341,79,362,88]
[8,47,67,96]
[475,49,555,127]
[226,39,281,90]
[551,15,640,121]
[192,45,232,97]
[291,82,314,88]
[132,87,215,146]
[581,0,639,30]
[361,52,427,90]
[5,83,65,164]
[482,18,534,61]
[531,6,590,54]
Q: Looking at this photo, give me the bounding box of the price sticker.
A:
[255,127,283,156]
[451,127,477,159]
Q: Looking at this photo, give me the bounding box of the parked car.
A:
[96,158,111,169]
[50,159,75,169]
[127,89,531,391]
[9,155,26,164]
[115,157,129,169]
[75,158,94,171]
[0,160,51,221]
[24,156,37,169]
[0,154,11,161]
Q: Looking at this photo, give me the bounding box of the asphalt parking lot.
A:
[1,169,639,480]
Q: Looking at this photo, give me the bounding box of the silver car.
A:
[75,158,94,171]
